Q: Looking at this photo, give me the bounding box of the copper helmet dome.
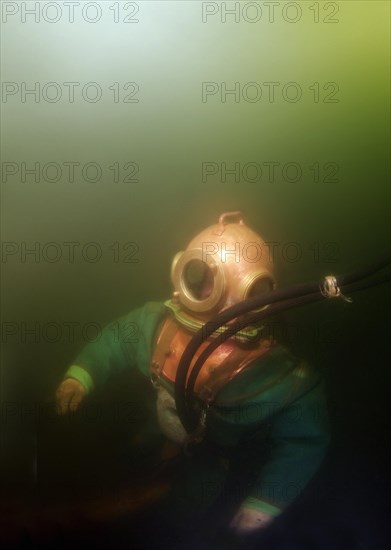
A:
[170,211,276,319]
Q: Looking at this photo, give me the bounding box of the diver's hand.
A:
[55,378,86,415]
[230,506,274,534]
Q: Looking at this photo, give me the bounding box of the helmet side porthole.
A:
[246,276,275,299]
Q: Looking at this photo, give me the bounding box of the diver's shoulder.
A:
[142,300,168,315]
[117,300,168,329]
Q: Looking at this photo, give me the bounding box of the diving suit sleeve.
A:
[241,381,330,515]
[63,301,167,392]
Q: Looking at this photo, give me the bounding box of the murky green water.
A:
[1,2,390,530]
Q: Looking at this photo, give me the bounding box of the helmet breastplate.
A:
[151,313,275,403]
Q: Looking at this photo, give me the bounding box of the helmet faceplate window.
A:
[183,260,214,300]
[171,248,225,313]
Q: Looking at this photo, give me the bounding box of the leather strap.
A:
[151,315,178,385]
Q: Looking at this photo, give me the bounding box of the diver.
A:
[55,211,330,540]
